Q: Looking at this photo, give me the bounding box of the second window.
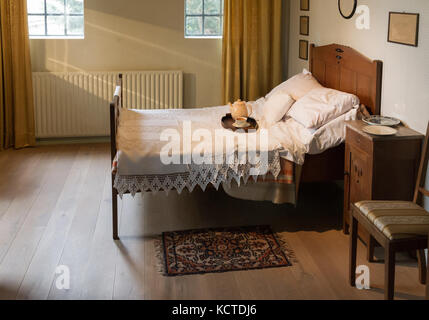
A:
[185,0,224,38]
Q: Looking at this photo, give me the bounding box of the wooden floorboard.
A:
[0,146,77,299]
[15,145,95,299]
[79,168,122,300]
[0,143,426,300]
[48,145,109,299]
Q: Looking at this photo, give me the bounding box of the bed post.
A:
[111,74,123,240]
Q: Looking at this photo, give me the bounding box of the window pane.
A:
[67,0,84,14]
[186,0,202,15]
[47,15,65,35]
[67,15,84,35]
[204,0,221,15]
[204,16,221,35]
[46,0,65,14]
[186,16,203,35]
[27,0,45,14]
[28,15,46,35]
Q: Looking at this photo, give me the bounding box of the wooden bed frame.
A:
[301,44,383,182]
[109,43,383,240]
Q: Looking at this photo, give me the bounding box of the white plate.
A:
[363,116,401,127]
[362,125,398,136]
[233,122,251,128]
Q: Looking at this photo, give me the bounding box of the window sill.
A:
[29,36,85,40]
[185,36,223,39]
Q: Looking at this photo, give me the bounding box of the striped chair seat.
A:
[355,201,429,240]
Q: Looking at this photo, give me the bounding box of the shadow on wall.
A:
[30,39,200,110]
[184,73,196,108]
[29,11,223,108]
[30,41,47,72]
[84,0,183,31]
[31,38,86,73]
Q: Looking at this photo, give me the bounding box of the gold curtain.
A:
[222,0,283,104]
[0,0,35,150]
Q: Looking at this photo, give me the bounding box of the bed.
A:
[109,43,383,240]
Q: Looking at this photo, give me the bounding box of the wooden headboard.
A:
[309,44,383,115]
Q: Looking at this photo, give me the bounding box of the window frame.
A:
[28,0,85,39]
[184,0,224,39]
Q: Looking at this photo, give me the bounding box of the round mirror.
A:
[338,0,357,19]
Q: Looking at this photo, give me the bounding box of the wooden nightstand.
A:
[343,120,424,260]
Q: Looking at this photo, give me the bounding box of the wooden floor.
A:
[0,143,426,300]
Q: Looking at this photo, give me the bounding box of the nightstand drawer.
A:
[346,127,372,154]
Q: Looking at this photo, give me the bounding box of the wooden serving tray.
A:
[221,113,259,133]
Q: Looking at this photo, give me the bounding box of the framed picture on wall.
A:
[300,0,310,11]
[300,16,309,36]
[388,12,420,47]
[299,40,309,60]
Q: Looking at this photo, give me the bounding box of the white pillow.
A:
[262,92,295,126]
[288,88,360,130]
[266,69,323,101]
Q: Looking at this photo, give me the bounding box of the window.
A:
[185,0,224,38]
[27,0,84,39]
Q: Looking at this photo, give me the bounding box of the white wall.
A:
[30,0,291,109]
[289,0,429,133]
[30,0,223,109]
[288,0,429,208]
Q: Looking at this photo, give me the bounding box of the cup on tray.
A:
[234,117,249,128]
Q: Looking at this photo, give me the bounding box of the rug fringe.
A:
[273,232,300,265]
[273,232,313,281]
[154,236,167,276]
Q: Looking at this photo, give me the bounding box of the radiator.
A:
[32,71,183,138]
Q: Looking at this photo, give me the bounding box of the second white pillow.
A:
[288,87,360,130]
[262,92,295,126]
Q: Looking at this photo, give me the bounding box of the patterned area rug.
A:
[160,225,292,276]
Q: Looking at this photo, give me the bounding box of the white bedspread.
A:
[116,100,357,176]
[114,100,356,195]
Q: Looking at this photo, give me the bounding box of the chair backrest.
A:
[414,121,429,204]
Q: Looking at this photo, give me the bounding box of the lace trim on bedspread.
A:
[114,150,281,197]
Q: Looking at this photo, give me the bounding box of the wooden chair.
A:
[349,122,429,300]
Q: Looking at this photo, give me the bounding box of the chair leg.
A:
[349,215,358,287]
[384,244,396,300]
[367,236,376,263]
[343,221,350,235]
[112,187,119,240]
[417,249,427,285]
